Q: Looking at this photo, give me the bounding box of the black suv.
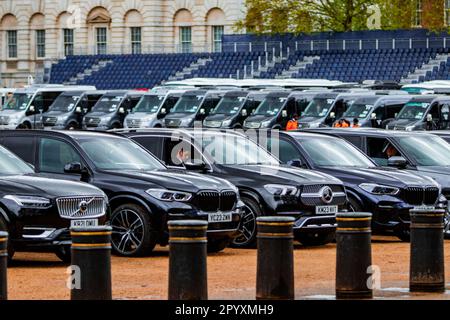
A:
[119,129,348,247]
[0,130,244,256]
[251,130,447,240]
[0,143,107,261]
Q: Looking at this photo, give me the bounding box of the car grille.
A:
[0,116,9,125]
[126,118,142,128]
[43,116,57,126]
[84,117,101,127]
[165,119,181,127]
[300,184,347,206]
[245,122,261,129]
[204,121,222,128]
[192,190,237,212]
[56,196,106,219]
[400,187,440,205]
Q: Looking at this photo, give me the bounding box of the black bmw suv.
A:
[251,130,447,240]
[119,128,348,247]
[0,130,243,256]
[0,143,107,261]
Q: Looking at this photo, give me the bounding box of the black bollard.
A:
[256,216,295,300]
[336,212,373,299]
[410,209,445,292]
[168,220,208,300]
[0,231,7,300]
[70,226,112,300]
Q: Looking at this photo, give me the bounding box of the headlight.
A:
[4,195,51,208]
[359,183,400,195]
[439,194,448,203]
[405,126,414,131]
[264,184,298,196]
[260,121,272,128]
[146,188,192,202]
[222,120,232,127]
[309,122,321,128]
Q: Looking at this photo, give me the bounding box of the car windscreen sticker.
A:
[327,99,334,104]
[238,97,246,102]
[279,98,286,103]
[319,108,329,116]
[415,112,424,119]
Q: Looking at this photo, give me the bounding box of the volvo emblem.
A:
[320,186,334,204]
[78,200,88,214]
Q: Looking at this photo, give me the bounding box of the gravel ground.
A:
[6,236,450,300]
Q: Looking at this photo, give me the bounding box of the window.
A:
[2,136,35,165]
[36,30,45,58]
[212,25,224,52]
[39,138,81,174]
[131,27,141,54]
[414,0,422,26]
[63,29,74,56]
[7,30,17,58]
[446,0,450,26]
[268,138,302,164]
[366,137,400,166]
[96,27,107,55]
[132,136,163,159]
[180,27,192,53]
[385,104,405,119]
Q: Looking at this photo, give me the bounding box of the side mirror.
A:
[329,112,336,119]
[241,109,248,117]
[281,110,288,118]
[64,162,84,174]
[199,108,206,115]
[75,106,82,113]
[287,159,306,168]
[184,159,207,172]
[119,107,126,114]
[387,156,407,169]
[160,108,167,115]
[29,105,36,113]
[251,109,256,115]
[426,114,433,122]
[371,112,377,120]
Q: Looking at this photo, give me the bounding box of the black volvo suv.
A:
[0,144,107,262]
[119,128,348,247]
[0,130,243,256]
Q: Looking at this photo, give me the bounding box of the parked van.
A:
[42,90,105,130]
[163,90,225,128]
[124,90,185,128]
[82,90,144,130]
[387,95,450,131]
[203,91,267,129]
[0,85,95,129]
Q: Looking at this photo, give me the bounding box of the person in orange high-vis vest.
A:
[286,114,299,131]
[334,119,350,128]
[352,118,361,128]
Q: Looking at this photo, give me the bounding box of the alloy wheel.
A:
[111,209,145,255]
[232,204,256,246]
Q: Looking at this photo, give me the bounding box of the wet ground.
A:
[6,236,450,300]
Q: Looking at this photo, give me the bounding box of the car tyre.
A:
[296,232,335,246]
[55,245,71,263]
[0,215,14,262]
[207,238,231,253]
[231,197,259,248]
[110,203,157,257]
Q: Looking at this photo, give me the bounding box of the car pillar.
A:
[335,212,373,299]
[70,226,112,300]
[168,220,208,300]
[0,231,7,300]
[256,216,295,300]
[409,209,445,293]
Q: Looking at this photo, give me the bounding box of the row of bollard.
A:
[0,208,445,300]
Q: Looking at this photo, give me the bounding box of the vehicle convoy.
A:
[0,130,243,256]
[0,85,96,129]
[203,91,266,129]
[42,91,105,130]
[387,95,450,131]
[243,91,302,129]
[163,90,225,128]
[252,130,447,240]
[341,95,411,128]
[124,90,184,129]
[82,90,144,130]
[0,143,107,262]
[120,128,348,247]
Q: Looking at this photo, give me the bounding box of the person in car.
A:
[286,113,299,131]
[384,143,399,158]
[352,118,360,128]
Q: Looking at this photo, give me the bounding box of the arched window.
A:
[174,9,193,53]
[30,13,46,58]
[206,8,225,52]
[87,7,111,55]
[125,10,143,54]
[1,14,18,58]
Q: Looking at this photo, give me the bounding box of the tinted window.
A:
[2,136,35,164]
[386,103,405,119]
[366,137,400,166]
[267,138,302,164]
[163,137,204,167]
[0,145,33,175]
[39,138,81,173]
[132,136,163,158]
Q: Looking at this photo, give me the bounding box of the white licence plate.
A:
[208,212,232,223]
[70,219,99,228]
[316,205,338,215]
[413,205,435,211]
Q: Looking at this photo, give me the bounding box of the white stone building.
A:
[0,0,245,86]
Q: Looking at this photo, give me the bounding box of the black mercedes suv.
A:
[119,128,348,247]
[0,143,107,261]
[250,130,447,240]
[0,130,243,256]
